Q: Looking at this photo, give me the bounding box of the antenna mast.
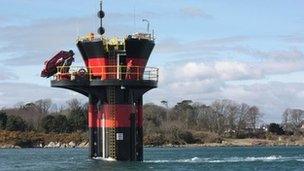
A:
[98,0,105,35]
[142,19,150,33]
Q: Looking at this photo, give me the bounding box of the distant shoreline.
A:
[1,138,304,149]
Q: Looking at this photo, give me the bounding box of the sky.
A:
[0,0,304,122]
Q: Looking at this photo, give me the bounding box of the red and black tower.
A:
[44,1,158,161]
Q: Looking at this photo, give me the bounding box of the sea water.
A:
[0,147,304,171]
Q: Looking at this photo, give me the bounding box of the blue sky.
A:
[0,0,304,122]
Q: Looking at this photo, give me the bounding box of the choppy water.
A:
[1,147,304,171]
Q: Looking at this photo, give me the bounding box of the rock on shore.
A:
[44,141,89,148]
[0,142,89,149]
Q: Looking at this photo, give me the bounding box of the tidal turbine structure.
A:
[41,1,158,161]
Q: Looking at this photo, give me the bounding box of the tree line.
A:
[1,98,304,145]
[0,99,87,133]
[143,99,265,144]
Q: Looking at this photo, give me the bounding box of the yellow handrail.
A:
[54,65,159,82]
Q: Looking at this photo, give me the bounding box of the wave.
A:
[92,157,116,162]
[144,156,304,163]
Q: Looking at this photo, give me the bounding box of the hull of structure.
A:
[51,35,156,161]
[77,38,155,79]
[87,87,145,161]
[51,74,157,161]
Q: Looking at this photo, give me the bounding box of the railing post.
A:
[89,67,91,81]
[101,67,103,80]
[117,65,119,80]
[119,66,122,80]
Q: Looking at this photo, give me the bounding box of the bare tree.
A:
[226,103,239,131]
[211,100,238,133]
[282,108,304,133]
[196,104,212,131]
[247,106,262,131]
[34,99,52,116]
[236,103,250,132]
[67,99,83,112]
[14,102,25,109]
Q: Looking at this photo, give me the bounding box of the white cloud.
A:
[164,60,263,84]
[0,12,146,66]
[148,56,304,123]
[180,6,213,19]
[215,61,262,80]
[155,36,250,54]
[0,69,18,81]
[236,47,304,61]
[169,79,223,95]
[0,83,85,108]
[180,62,215,79]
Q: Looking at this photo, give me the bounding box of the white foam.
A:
[144,156,304,163]
[93,157,117,162]
[245,156,282,162]
[145,157,208,163]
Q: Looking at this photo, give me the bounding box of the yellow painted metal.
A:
[107,87,116,159]
[77,34,125,53]
[54,66,159,82]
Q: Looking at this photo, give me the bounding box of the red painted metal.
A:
[94,105,143,128]
[41,50,74,78]
[87,57,107,78]
[88,104,97,128]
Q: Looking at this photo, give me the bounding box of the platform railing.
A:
[53,66,159,82]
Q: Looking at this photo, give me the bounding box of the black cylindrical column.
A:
[88,95,98,158]
[130,113,136,161]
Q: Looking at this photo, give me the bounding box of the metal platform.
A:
[51,65,158,97]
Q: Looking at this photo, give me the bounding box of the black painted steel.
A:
[77,41,106,61]
[98,1,105,35]
[130,113,136,161]
[126,38,155,59]
[50,35,157,161]
[51,77,156,160]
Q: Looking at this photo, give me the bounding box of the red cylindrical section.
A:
[88,57,107,79]
[125,38,155,80]
[88,104,97,128]
[99,104,133,128]
[77,40,108,79]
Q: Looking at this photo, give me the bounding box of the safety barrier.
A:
[53,66,159,82]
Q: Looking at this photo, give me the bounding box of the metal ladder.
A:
[108,87,116,159]
[108,49,116,79]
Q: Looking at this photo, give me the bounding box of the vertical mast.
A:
[99,1,105,158]
[98,0,105,35]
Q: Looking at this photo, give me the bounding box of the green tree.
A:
[169,100,196,129]
[54,115,69,133]
[68,110,87,132]
[67,99,87,132]
[40,115,69,133]
[41,115,56,133]
[268,123,285,135]
[6,115,27,132]
[0,111,7,130]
